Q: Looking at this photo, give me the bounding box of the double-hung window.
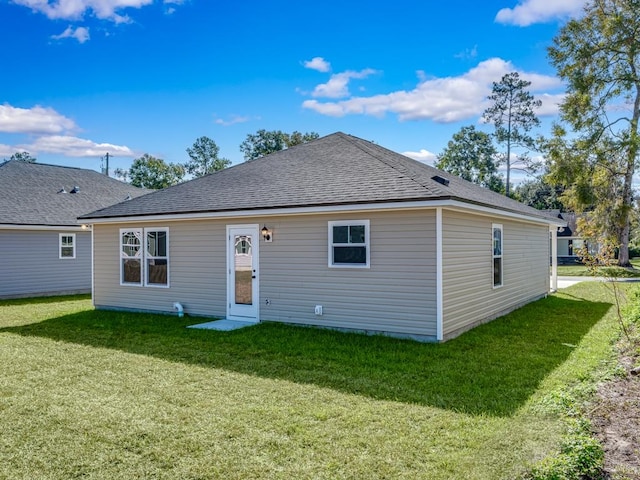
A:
[492,224,503,288]
[59,233,75,259]
[120,228,169,287]
[328,220,370,268]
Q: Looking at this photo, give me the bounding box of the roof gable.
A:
[0,161,149,226]
[80,132,556,223]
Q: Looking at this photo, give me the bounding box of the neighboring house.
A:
[0,161,148,299]
[81,133,563,342]
[547,211,590,264]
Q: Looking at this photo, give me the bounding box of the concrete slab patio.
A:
[188,319,258,331]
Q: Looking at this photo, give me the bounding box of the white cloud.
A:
[538,93,566,116]
[51,26,90,43]
[495,0,586,26]
[24,135,135,157]
[12,0,154,23]
[312,68,378,99]
[163,0,183,15]
[303,58,563,122]
[0,104,77,134]
[304,57,331,73]
[454,45,478,60]
[403,149,438,166]
[214,114,251,126]
[0,144,18,158]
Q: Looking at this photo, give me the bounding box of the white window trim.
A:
[59,233,76,259]
[145,227,170,288]
[120,228,143,286]
[120,227,170,288]
[328,219,370,268]
[492,223,503,289]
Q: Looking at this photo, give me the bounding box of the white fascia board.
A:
[0,224,87,232]
[84,199,563,228]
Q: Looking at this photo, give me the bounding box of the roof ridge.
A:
[338,134,447,196]
[1,159,94,172]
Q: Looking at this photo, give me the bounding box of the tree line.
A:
[112,130,319,190]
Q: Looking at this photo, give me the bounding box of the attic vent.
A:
[70,186,80,194]
[432,175,450,186]
[58,187,67,194]
[124,194,132,201]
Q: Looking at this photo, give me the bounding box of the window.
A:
[59,233,75,259]
[146,229,168,286]
[328,220,370,268]
[492,224,503,288]
[121,229,142,285]
[120,228,169,287]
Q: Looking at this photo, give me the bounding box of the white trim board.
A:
[83,199,564,228]
[1,224,89,232]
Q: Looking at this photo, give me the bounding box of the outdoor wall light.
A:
[261,225,272,242]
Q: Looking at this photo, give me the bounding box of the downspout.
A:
[173,302,184,318]
[550,227,558,293]
[90,225,95,307]
[436,207,443,341]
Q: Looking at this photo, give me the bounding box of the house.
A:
[547,211,589,264]
[80,133,563,342]
[0,160,148,299]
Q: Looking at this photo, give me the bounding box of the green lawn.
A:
[557,257,640,277]
[0,286,626,479]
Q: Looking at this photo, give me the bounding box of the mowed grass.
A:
[0,285,624,479]
[557,257,640,277]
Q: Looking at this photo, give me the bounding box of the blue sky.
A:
[0,0,586,177]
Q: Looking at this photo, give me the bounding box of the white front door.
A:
[227,225,259,321]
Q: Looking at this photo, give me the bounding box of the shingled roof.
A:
[81,132,557,222]
[0,160,149,226]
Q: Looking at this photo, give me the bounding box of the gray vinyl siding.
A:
[93,220,227,317]
[260,211,437,337]
[0,229,91,299]
[92,210,438,337]
[441,210,550,338]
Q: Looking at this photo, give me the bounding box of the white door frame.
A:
[226,224,259,321]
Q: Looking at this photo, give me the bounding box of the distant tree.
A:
[240,129,319,161]
[8,151,36,163]
[483,72,542,197]
[513,176,564,210]
[286,130,320,147]
[128,154,185,190]
[185,136,231,177]
[435,125,504,193]
[113,167,129,183]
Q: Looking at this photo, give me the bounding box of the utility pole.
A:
[102,152,111,176]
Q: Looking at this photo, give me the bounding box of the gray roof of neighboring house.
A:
[543,210,577,236]
[0,160,149,226]
[81,132,558,223]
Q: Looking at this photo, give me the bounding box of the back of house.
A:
[81,133,562,341]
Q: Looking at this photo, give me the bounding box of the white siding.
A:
[0,229,91,298]
[93,210,438,337]
[441,210,550,338]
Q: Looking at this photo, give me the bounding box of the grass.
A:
[557,257,640,277]
[0,285,628,479]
